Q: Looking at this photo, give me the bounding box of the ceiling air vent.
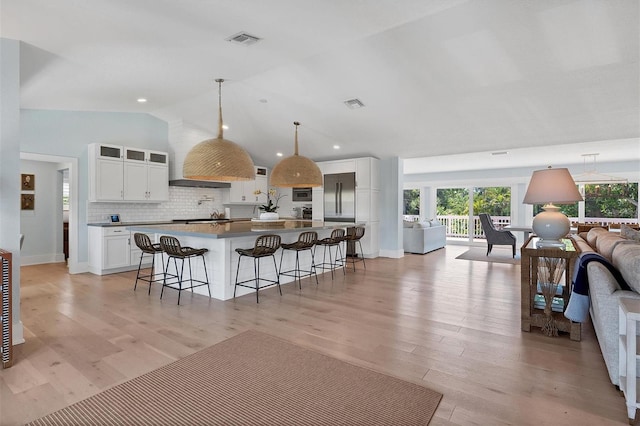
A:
[344,98,365,109]
[226,32,261,46]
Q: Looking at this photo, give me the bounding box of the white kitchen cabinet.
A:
[89,144,125,201]
[88,226,153,275]
[103,231,130,270]
[95,158,125,201]
[230,166,268,203]
[312,187,324,221]
[89,143,168,202]
[356,157,380,190]
[147,163,169,201]
[123,149,169,201]
[323,159,355,175]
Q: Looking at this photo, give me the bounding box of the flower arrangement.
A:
[254,189,286,213]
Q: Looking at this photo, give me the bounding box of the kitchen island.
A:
[127,220,354,301]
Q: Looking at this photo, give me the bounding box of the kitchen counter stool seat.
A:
[133,233,165,294]
[314,228,346,279]
[344,226,366,271]
[159,235,210,305]
[234,234,281,303]
[279,231,318,289]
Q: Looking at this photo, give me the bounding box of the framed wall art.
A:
[21,194,34,210]
[21,174,35,191]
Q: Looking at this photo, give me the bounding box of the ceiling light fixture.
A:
[137,98,147,103]
[226,32,261,46]
[183,79,255,181]
[270,122,322,188]
[333,145,340,150]
[572,153,628,184]
[344,98,365,109]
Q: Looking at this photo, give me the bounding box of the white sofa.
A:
[403,220,446,254]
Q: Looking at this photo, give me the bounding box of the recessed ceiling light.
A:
[276,152,283,157]
[333,145,340,150]
[137,98,147,103]
[259,99,268,103]
[222,124,229,130]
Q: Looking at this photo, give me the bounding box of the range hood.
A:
[169,179,231,188]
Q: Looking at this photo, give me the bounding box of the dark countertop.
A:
[87,217,307,227]
[88,220,174,227]
[126,220,356,239]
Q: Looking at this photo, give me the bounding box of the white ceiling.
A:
[2,0,639,171]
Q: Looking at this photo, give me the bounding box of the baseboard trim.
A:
[378,249,404,258]
[12,320,25,345]
[20,254,65,266]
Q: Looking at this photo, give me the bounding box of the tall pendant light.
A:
[270,122,322,188]
[183,79,255,181]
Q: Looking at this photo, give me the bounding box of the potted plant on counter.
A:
[254,189,286,220]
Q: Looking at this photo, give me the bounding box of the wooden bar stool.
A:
[159,235,210,305]
[314,228,346,279]
[345,226,366,271]
[279,231,318,289]
[133,233,165,294]
[234,234,281,303]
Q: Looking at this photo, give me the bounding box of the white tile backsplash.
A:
[87,187,232,223]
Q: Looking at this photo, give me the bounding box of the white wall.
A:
[20,160,66,265]
[379,157,403,257]
[0,38,24,343]
[20,108,169,268]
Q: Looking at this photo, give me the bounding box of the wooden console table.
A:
[520,236,581,341]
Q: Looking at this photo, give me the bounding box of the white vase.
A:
[260,212,279,220]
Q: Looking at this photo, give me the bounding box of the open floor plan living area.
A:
[1,1,639,425]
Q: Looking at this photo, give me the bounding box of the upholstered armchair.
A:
[479,213,516,258]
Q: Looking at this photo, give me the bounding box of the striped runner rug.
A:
[28,330,442,425]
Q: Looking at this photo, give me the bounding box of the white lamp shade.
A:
[523,167,583,205]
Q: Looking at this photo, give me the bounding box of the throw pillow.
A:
[428,219,441,227]
[412,221,431,228]
[621,225,640,242]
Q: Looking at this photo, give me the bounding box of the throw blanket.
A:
[564,252,629,323]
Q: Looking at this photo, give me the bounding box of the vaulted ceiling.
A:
[3,0,639,170]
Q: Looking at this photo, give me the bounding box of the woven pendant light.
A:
[183,79,255,181]
[270,122,322,188]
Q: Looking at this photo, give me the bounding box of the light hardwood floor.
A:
[0,245,629,425]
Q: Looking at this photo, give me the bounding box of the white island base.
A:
[128,221,354,301]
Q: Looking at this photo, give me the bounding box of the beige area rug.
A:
[28,330,442,425]
[456,247,520,265]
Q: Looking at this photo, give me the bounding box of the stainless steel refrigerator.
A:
[323,172,356,222]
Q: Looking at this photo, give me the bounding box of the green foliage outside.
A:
[403,189,420,215]
[585,183,638,218]
[436,188,469,215]
[436,187,511,216]
[533,183,638,219]
[473,187,511,216]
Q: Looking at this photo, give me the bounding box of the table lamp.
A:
[523,167,583,248]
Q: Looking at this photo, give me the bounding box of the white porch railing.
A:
[436,215,511,239]
[405,214,638,239]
